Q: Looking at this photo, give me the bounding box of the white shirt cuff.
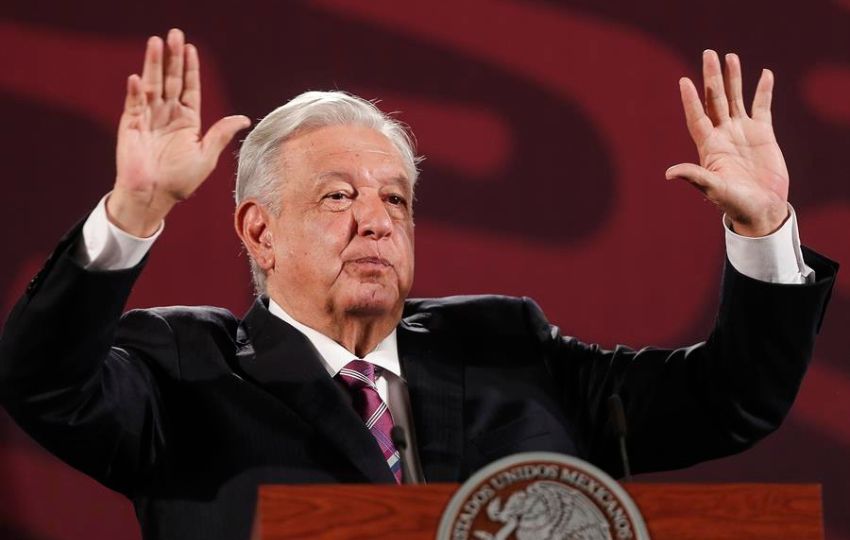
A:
[724,204,814,284]
[74,193,163,270]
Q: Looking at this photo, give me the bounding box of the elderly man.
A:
[0,28,837,540]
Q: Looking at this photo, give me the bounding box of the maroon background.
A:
[1,1,848,538]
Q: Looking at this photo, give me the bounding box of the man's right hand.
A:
[108,28,250,237]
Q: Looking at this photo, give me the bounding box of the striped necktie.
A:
[337,359,403,484]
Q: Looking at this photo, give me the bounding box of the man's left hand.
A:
[666,50,789,237]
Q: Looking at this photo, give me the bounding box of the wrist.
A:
[106,186,175,237]
[730,203,790,238]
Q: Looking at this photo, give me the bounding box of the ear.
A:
[234,200,276,273]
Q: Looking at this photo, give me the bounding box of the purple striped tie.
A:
[337,360,403,484]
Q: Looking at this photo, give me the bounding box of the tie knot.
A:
[338,359,377,389]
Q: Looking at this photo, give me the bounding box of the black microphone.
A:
[390,425,416,485]
[607,394,632,481]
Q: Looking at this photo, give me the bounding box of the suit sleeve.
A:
[0,221,176,495]
[532,247,838,477]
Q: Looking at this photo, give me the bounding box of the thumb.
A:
[665,163,721,197]
[202,115,252,162]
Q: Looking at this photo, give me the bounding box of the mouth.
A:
[348,257,393,268]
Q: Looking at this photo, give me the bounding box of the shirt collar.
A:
[267,299,401,379]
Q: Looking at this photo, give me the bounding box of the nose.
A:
[353,193,393,239]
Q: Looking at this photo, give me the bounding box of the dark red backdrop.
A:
[2,1,848,538]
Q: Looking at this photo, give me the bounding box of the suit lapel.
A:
[235,299,395,484]
[398,318,464,482]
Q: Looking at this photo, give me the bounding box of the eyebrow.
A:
[316,171,412,192]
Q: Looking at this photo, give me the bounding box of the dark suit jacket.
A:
[0,223,838,540]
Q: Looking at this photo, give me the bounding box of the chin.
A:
[340,285,402,317]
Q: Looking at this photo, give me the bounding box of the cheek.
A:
[277,217,351,274]
[395,229,416,284]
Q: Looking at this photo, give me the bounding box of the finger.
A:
[751,68,774,123]
[724,53,747,118]
[678,77,713,143]
[202,115,252,163]
[119,74,145,133]
[163,28,185,101]
[702,49,730,125]
[140,36,164,103]
[123,74,145,114]
[665,163,723,202]
[182,43,201,112]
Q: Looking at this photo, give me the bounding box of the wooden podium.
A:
[253,483,823,539]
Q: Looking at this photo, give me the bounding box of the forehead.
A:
[279,124,409,188]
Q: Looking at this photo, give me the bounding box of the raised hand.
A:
[109,28,250,236]
[666,50,789,237]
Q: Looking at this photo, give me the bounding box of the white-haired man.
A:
[0,29,837,540]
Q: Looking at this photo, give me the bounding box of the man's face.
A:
[265,124,415,325]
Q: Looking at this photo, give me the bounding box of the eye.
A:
[386,194,407,207]
[320,191,355,211]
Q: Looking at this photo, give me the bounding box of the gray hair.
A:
[234,90,422,294]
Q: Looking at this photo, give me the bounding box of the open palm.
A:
[667,51,789,237]
[111,29,249,236]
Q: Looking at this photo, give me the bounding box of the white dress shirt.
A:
[266,299,424,482]
[72,193,815,484]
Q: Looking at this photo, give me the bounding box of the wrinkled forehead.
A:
[278,124,413,189]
